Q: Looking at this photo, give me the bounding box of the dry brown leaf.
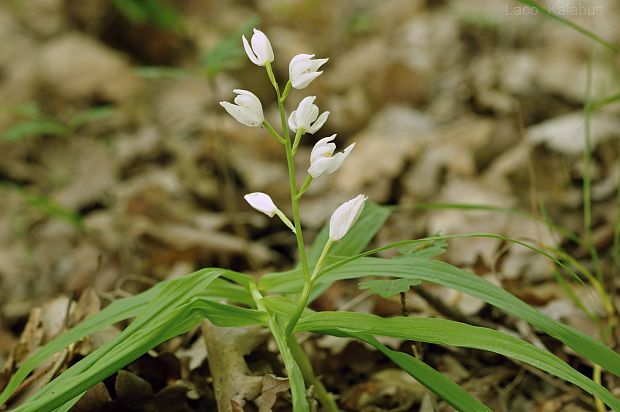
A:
[38,33,141,103]
[256,374,290,412]
[201,322,269,412]
[528,111,620,155]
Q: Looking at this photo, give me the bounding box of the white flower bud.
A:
[220,89,264,127]
[244,192,297,233]
[288,96,329,134]
[308,135,355,179]
[329,194,368,241]
[289,54,328,89]
[244,192,277,217]
[242,29,274,66]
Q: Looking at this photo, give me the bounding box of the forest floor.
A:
[1,1,620,411]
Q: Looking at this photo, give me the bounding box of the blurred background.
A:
[1,0,620,410]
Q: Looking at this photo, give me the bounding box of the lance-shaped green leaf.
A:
[296,312,620,411]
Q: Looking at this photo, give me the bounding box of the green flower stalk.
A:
[221,27,365,412]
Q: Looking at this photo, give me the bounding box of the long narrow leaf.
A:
[297,312,620,411]
[9,271,260,411]
[0,269,251,406]
[359,335,491,412]
[262,295,492,411]
[268,315,309,412]
[316,256,620,377]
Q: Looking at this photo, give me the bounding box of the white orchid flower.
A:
[329,194,368,241]
[288,96,329,135]
[308,135,355,179]
[219,89,264,127]
[244,192,296,233]
[244,192,278,217]
[289,54,328,89]
[242,29,274,66]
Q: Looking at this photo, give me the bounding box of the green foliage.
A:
[346,11,375,35]
[361,336,491,412]
[2,269,265,411]
[0,183,83,228]
[112,0,182,31]
[202,17,261,78]
[134,66,189,79]
[397,237,447,258]
[358,278,420,298]
[295,312,620,411]
[3,205,620,411]
[267,315,309,412]
[2,103,115,142]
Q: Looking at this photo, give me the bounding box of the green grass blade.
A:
[268,314,309,412]
[1,269,253,408]
[0,283,157,406]
[13,301,265,410]
[515,0,620,53]
[315,256,620,377]
[297,312,620,411]
[262,296,491,411]
[12,271,222,411]
[359,335,491,412]
[263,233,586,294]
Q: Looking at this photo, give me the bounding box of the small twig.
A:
[400,292,409,317]
[412,285,494,329]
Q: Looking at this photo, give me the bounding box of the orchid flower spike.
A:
[220,89,264,127]
[244,192,296,233]
[242,28,274,66]
[289,54,328,89]
[329,194,368,241]
[288,96,329,134]
[308,135,355,179]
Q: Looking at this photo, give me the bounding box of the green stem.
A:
[285,280,312,337]
[288,336,339,412]
[262,120,285,144]
[282,80,292,101]
[311,239,334,281]
[292,128,304,155]
[265,62,338,408]
[275,209,297,233]
[296,176,313,200]
[265,62,312,316]
[286,240,334,336]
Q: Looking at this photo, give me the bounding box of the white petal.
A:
[251,29,274,65]
[220,101,256,127]
[220,90,264,127]
[292,71,323,89]
[232,89,264,125]
[329,194,368,241]
[288,111,298,132]
[295,96,316,129]
[242,35,260,65]
[323,143,355,174]
[289,54,315,76]
[244,192,278,217]
[308,157,331,178]
[310,135,336,164]
[309,57,329,72]
[307,111,330,134]
[308,105,319,124]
